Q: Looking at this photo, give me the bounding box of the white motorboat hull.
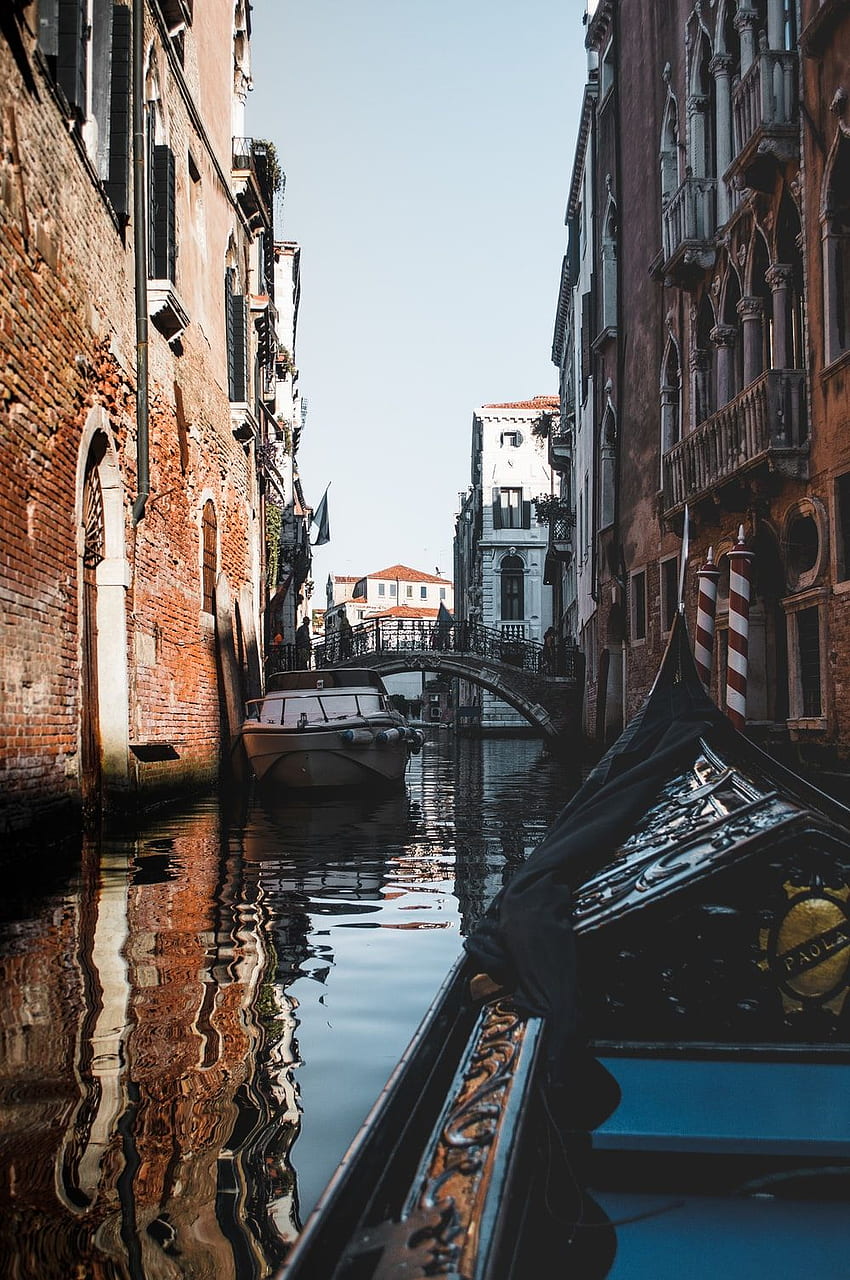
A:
[242,724,410,790]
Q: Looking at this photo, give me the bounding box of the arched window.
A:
[601,180,618,331]
[500,555,524,621]
[686,17,715,182]
[772,191,805,371]
[693,292,716,426]
[201,500,217,614]
[660,333,682,456]
[660,67,680,205]
[599,389,617,529]
[823,132,850,365]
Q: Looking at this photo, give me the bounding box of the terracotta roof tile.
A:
[481,395,560,411]
[371,605,440,619]
[369,564,452,584]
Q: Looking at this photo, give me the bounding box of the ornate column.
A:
[737,296,764,386]
[660,383,680,456]
[687,94,710,181]
[711,54,734,222]
[690,347,712,429]
[735,2,759,77]
[766,263,794,370]
[711,324,739,407]
[767,0,784,50]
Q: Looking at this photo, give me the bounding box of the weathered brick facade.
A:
[1,3,271,830]
[552,0,850,774]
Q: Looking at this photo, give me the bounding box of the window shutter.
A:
[104,4,131,219]
[228,292,248,402]
[581,289,592,392]
[522,500,531,529]
[39,0,59,60]
[567,214,580,283]
[150,145,176,280]
[57,0,87,117]
[492,487,502,530]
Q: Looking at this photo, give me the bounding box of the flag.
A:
[437,602,453,625]
[311,486,330,546]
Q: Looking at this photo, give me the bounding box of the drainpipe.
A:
[131,0,150,525]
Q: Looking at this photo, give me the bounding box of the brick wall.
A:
[0,10,262,832]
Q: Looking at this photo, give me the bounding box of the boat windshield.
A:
[245,691,387,725]
[282,696,326,727]
[320,693,360,721]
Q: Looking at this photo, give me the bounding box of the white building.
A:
[324,565,454,704]
[454,398,556,731]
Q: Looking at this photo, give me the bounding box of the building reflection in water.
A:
[0,738,571,1276]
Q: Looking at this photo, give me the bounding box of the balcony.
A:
[660,176,716,284]
[662,370,807,515]
[232,137,273,228]
[730,49,799,187]
[548,425,573,472]
[548,502,574,561]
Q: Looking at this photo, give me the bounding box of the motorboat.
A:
[241,668,423,790]
[276,613,850,1278]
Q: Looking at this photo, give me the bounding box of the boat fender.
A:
[375,727,404,745]
[339,728,374,746]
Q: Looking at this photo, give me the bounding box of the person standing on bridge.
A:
[339,612,352,660]
[295,617,311,669]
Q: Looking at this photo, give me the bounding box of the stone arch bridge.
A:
[269,618,584,746]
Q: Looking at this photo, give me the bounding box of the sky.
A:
[247,1,588,596]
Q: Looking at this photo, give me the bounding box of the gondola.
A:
[277,613,850,1278]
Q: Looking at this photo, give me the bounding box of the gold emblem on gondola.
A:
[759,882,850,1015]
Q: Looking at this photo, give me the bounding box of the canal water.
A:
[0,733,573,1278]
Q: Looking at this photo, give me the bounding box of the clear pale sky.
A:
[247,1,587,595]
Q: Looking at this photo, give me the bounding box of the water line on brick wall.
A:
[131,0,150,526]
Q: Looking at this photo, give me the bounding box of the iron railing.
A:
[266,618,580,680]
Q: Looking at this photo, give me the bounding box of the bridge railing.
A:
[266,618,580,680]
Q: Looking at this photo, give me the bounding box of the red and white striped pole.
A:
[695,547,719,691]
[725,526,754,731]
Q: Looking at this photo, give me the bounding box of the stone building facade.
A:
[454,398,556,731]
[0,2,288,829]
[550,0,850,774]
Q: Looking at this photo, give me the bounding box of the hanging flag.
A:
[311,485,330,546]
[436,601,454,625]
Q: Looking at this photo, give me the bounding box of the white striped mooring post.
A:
[695,547,719,691]
[725,526,754,731]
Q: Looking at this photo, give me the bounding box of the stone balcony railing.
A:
[731,48,798,167]
[662,369,806,514]
[661,175,716,282]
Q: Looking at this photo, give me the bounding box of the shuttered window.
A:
[500,555,525,621]
[581,288,593,396]
[492,488,527,530]
[57,0,87,118]
[201,502,217,614]
[797,607,822,718]
[630,570,647,642]
[150,144,177,281]
[226,271,249,402]
[105,4,131,219]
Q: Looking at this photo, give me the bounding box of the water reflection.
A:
[0,735,571,1276]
